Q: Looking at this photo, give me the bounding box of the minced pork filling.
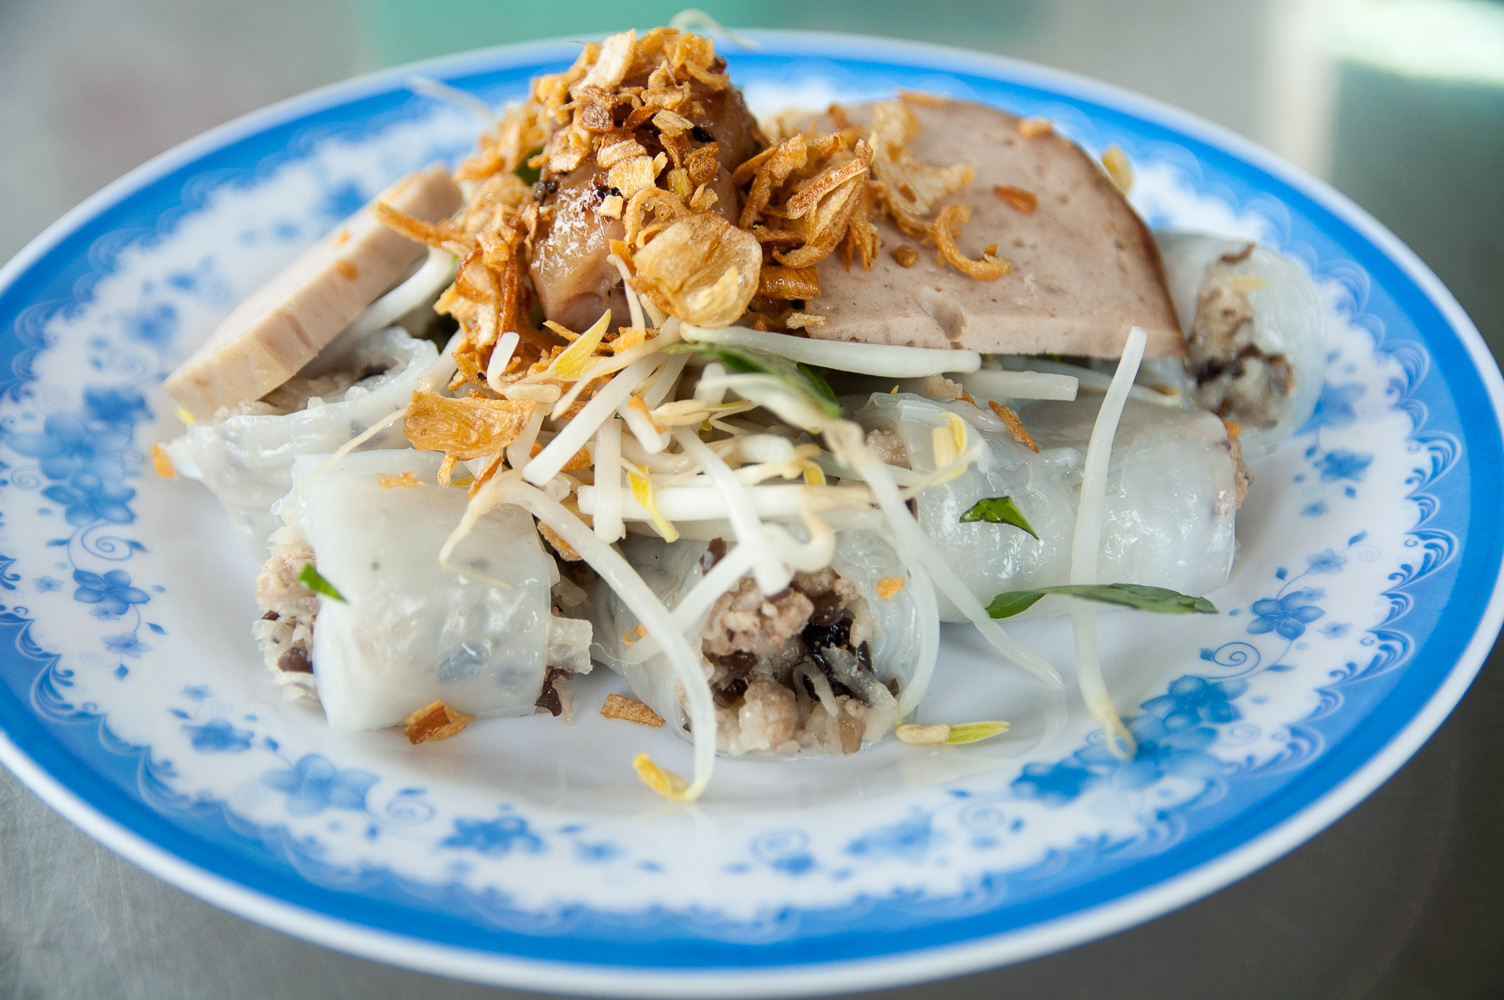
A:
[253,529,320,699]
[700,559,899,756]
[1186,247,1293,428]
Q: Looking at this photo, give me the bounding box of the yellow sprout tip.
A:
[943,412,968,454]
[947,720,1011,744]
[633,753,690,800]
[895,720,1011,746]
[629,469,679,542]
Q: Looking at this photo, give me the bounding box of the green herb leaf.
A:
[946,721,1011,744]
[666,341,842,418]
[986,583,1217,619]
[795,362,840,411]
[298,564,347,603]
[515,145,544,185]
[960,496,1038,538]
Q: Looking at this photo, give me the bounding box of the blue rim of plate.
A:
[1,29,1501,997]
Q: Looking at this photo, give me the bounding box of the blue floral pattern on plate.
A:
[0,35,1498,995]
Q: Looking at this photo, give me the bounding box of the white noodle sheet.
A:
[858,392,1238,621]
[283,450,583,731]
[165,327,438,547]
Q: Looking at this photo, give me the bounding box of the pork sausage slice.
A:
[166,163,462,420]
[804,99,1182,359]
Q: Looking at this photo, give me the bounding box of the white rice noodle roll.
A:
[496,478,715,799]
[857,391,1238,622]
[283,450,582,731]
[1155,230,1326,457]
[165,327,437,548]
[589,528,934,756]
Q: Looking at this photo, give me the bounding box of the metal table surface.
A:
[3,1,1502,997]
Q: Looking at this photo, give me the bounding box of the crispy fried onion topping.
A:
[381,36,1008,379]
[758,265,821,300]
[378,27,745,386]
[374,185,550,389]
[601,692,666,727]
[623,187,690,249]
[632,214,761,328]
[405,391,535,459]
[733,129,874,279]
[867,100,975,238]
[931,204,1012,280]
[773,139,875,270]
[404,700,475,744]
[740,97,1007,315]
[537,27,735,180]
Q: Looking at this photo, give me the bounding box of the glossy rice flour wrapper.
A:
[589,528,932,757]
[1153,231,1326,458]
[165,327,438,547]
[272,449,589,730]
[858,392,1240,622]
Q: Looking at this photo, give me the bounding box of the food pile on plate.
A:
[156,27,1324,800]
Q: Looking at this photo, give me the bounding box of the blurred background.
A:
[2,1,1503,998]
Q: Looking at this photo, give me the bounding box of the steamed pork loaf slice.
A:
[166,163,462,420]
[163,327,436,547]
[859,392,1239,622]
[590,531,923,757]
[257,450,591,730]
[803,98,1182,359]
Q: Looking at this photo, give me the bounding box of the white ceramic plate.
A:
[1,31,1500,998]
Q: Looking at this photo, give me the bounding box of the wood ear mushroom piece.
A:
[803,99,1183,360]
[165,163,463,420]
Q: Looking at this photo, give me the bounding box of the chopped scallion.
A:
[298,564,347,603]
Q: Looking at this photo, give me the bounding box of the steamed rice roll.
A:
[1154,231,1326,457]
[164,327,437,546]
[858,391,1241,622]
[590,529,927,757]
[254,450,591,730]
